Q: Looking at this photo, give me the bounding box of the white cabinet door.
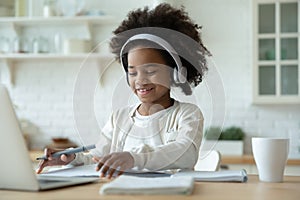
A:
[253,0,300,104]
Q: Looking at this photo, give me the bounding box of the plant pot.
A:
[205,140,244,156]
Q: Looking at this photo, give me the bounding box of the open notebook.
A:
[41,163,248,182]
[41,164,172,178]
[171,169,248,182]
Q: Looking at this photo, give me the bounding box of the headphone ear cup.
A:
[173,66,187,84]
[178,66,187,83]
[173,68,179,83]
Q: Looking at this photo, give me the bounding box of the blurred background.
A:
[0,0,299,174]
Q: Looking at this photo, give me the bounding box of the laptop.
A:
[0,85,98,191]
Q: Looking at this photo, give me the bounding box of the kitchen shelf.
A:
[0,53,115,86]
[0,15,117,26]
[0,53,114,60]
[0,15,118,86]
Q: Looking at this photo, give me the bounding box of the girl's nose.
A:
[135,73,150,85]
[135,78,149,86]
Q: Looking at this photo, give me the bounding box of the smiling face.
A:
[127,47,172,108]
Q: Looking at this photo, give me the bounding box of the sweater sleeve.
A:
[129,104,203,171]
[68,114,114,166]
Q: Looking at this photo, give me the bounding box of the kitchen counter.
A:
[29,151,300,166]
[29,150,44,163]
[29,151,300,175]
[221,155,300,166]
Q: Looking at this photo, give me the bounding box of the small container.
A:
[0,36,10,53]
[63,38,91,54]
[39,37,49,53]
[15,0,28,17]
[53,33,62,53]
[13,36,30,53]
[31,38,39,53]
[43,0,56,17]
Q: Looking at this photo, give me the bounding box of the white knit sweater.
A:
[70,100,203,171]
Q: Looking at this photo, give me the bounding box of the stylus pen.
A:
[36,144,96,160]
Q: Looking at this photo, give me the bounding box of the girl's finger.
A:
[92,157,101,163]
[99,164,110,177]
[96,155,111,171]
[36,160,48,174]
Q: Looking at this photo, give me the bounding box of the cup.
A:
[252,137,289,182]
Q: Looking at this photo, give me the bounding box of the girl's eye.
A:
[146,70,156,75]
[128,72,137,76]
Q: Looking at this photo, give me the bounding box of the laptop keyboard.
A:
[38,179,71,184]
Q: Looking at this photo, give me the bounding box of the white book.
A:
[171,169,248,182]
[99,175,194,195]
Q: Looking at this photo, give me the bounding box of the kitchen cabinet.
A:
[0,16,117,85]
[253,0,300,104]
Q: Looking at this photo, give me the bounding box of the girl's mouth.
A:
[137,88,153,95]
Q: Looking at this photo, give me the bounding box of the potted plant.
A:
[204,126,245,156]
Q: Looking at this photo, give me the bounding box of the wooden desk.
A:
[0,175,299,200]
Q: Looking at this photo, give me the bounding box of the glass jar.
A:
[0,36,10,53]
[13,36,30,53]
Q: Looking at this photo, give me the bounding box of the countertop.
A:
[29,150,300,165]
[221,154,300,165]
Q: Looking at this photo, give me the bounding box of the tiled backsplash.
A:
[1,60,299,159]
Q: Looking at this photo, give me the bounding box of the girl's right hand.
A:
[36,148,75,174]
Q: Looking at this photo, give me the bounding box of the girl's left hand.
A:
[93,152,134,179]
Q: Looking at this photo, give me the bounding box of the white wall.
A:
[0,0,299,157]
[180,0,300,157]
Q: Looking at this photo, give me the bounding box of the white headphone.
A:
[120,33,187,84]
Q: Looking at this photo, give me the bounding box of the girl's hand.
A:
[94,152,134,179]
[36,148,75,174]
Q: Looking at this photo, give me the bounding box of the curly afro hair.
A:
[109,3,211,95]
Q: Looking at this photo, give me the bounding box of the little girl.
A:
[37,3,211,178]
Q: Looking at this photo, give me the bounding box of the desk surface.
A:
[1,175,299,200]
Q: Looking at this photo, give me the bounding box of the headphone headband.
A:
[120,33,186,83]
